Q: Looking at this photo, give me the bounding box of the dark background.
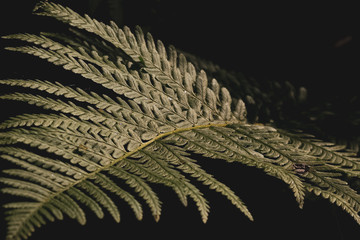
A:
[1,1,359,239]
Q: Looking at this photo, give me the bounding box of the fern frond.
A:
[32,2,241,123]
[0,79,172,135]
[0,147,85,182]
[138,144,211,222]
[304,170,360,224]
[107,164,162,221]
[170,126,306,208]
[66,187,104,219]
[0,93,105,122]
[278,130,360,175]
[76,179,120,222]
[1,2,360,239]
[158,140,254,220]
[92,173,143,220]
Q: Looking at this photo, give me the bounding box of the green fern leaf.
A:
[1,2,360,239]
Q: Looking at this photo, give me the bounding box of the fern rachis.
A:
[1,1,360,239]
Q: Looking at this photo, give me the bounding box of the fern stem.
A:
[106,122,232,171]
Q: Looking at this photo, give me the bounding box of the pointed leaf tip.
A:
[248,213,254,222]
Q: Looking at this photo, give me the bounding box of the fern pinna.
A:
[0,2,360,239]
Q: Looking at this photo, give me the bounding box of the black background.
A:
[1,1,359,239]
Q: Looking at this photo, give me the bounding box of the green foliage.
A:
[0,1,359,239]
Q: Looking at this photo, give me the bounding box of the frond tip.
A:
[1,1,360,239]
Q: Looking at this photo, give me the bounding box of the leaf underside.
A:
[1,2,360,240]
